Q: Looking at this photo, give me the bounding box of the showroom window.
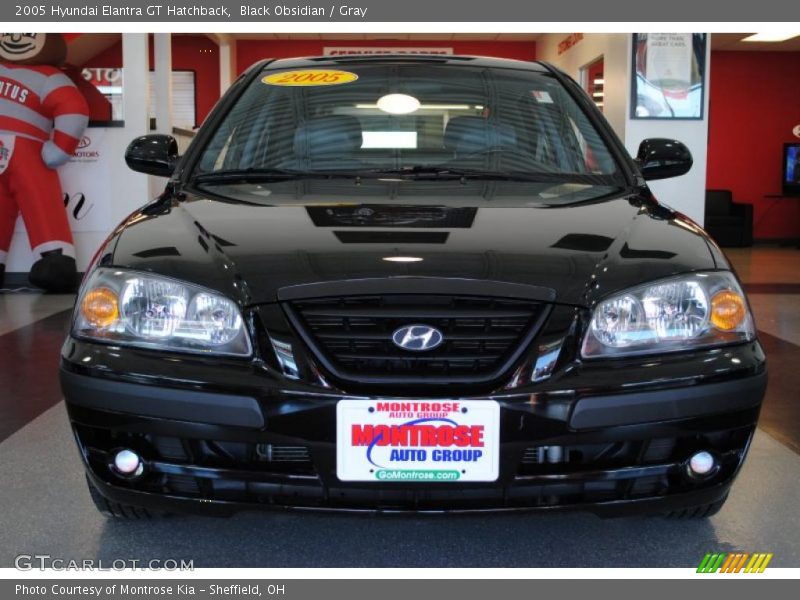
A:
[80,67,197,129]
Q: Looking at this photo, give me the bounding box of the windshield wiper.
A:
[193,168,370,185]
[370,166,569,183]
[193,166,621,187]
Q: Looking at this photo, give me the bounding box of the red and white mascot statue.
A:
[0,33,89,292]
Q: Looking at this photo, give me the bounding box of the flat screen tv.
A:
[784,143,800,197]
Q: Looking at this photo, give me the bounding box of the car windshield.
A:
[193,61,626,203]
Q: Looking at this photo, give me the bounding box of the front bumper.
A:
[61,336,766,516]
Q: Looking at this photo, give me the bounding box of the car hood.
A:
[110,183,722,308]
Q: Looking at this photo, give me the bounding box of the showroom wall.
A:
[539,33,711,226]
[624,55,711,228]
[707,51,800,241]
[82,34,221,127]
[536,33,629,141]
[234,39,537,74]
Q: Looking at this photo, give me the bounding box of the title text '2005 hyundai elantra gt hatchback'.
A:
[60,56,766,518]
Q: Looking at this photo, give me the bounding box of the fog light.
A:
[688,451,716,476]
[113,449,143,477]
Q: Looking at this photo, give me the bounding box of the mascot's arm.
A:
[39,71,89,168]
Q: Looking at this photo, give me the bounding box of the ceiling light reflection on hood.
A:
[383,256,423,263]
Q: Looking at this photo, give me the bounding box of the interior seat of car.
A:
[443,115,518,156]
[293,114,366,170]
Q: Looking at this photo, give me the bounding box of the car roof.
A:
[255,54,551,73]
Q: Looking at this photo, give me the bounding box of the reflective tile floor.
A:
[0,247,798,568]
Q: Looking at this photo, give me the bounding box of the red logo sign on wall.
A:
[71,135,99,161]
[558,33,584,55]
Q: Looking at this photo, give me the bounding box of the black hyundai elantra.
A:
[60,55,766,518]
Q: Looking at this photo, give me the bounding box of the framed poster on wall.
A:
[631,33,707,120]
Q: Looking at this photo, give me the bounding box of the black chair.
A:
[704,189,753,247]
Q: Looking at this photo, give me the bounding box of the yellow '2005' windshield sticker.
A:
[262,70,359,86]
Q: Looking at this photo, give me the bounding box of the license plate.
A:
[336,399,500,483]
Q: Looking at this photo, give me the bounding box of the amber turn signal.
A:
[710,289,746,331]
[80,287,119,328]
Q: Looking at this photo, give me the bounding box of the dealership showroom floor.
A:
[0,246,796,568]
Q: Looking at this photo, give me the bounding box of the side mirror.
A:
[636,138,693,181]
[125,134,179,177]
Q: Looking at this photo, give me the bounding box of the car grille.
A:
[284,294,547,385]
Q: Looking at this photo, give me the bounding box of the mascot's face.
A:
[0,33,46,61]
[0,33,66,66]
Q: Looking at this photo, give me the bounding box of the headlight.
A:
[581,271,755,358]
[73,268,251,357]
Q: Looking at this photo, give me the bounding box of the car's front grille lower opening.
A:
[515,427,752,501]
[74,422,754,510]
[75,426,318,499]
[518,441,643,473]
[286,294,544,384]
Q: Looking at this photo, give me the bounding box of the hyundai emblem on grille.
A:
[392,324,444,352]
